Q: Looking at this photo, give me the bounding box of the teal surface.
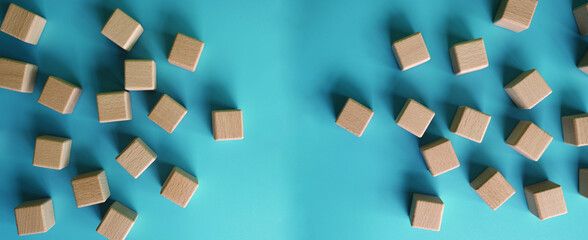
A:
[1,0,588,239]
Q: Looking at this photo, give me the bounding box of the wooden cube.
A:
[96,201,137,240]
[562,113,588,146]
[450,106,491,143]
[101,9,143,51]
[71,170,110,208]
[160,166,199,208]
[420,138,460,177]
[212,109,244,140]
[504,69,551,109]
[579,169,588,198]
[0,58,37,93]
[494,0,538,32]
[392,32,430,71]
[96,91,132,123]
[409,193,444,231]
[14,198,54,236]
[38,76,82,114]
[506,121,552,161]
[396,99,435,138]
[0,3,46,45]
[33,135,71,170]
[470,167,516,210]
[116,138,157,178]
[168,33,205,72]
[574,3,588,36]
[578,50,588,75]
[125,59,155,91]
[148,94,187,133]
[449,38,488,75]
[524,180,567,220]
[335,98,374,137]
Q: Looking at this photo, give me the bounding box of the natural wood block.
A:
[449,38,488,75]
[450,106,491,143]
[160,166,199,208]
[71,170,110,208]
[580,169,588,198]
[96,201,137,240]
[470,167,516,210]
[38,76,82,114]
[420,138,460,177]
[335,98,374,137]
[494,0,538,32]
[524,180,567,220]
[574,3,588,36]
[212,109,244,140]
[33,135,71,170]
[562,113,588,146]
[0,58,37,93]
[101,9,143,51]
[392,32,430,71]
[0,3,46,45]
[578,50,588,74]
[409,193,443,231]
[506,121,552,161]
[168,33,205,72]
[125,59,155,91]
[396,99,435,138]
[14,198,54,236]
[96,91,132,123]
[504,69,551,109]
[148,94,187,133]
[116,138,157,178]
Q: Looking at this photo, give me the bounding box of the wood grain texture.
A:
[71,170,110,208]
[148,94,187,133]
[504,69,551,109]
[101,8,143,51]
[160,166,199,208]
[450,106,491,143]
[577,50,588,74]
[580,169,588,198]
[420,138,460,177]
[335,98,374,137]
[524,180,567,220]
[392,32,430,71]
[125,59,155,91]
[449,38,488,75]
[562,113,588,146]
[0,57,37,93]
[470,167,516,210]
[395,99,435,138]
[116,138,157,179]
[38,76,82,114]
[96,91,132,123]
[96,201,137,240]
[168,33,205,72]
[494,0,538,32]
[506,121,553,161]
[212,109,244,140]
[0,3,46,45]
[33,135,71,170]
[14,198,55,236]
[574,4,588,36]
[409,193,444,231]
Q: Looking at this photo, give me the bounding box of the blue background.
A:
[1,0,588,239]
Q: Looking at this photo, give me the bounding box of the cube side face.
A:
[0,4,44,44]
[97,92,132,123]
[26,15,46,45]
[410,194,443,231]
[33,136,72,170]
[450,107,491,143]
[160,167,199,208]
[450,39,488,75]
[533,187,567,220]
[14,199,54,236]
[101,9,143,51]
[579,169,588,198]
[168,34,205,71]
[505,70,551,109]
[38,76,82,114]
[71,171,110,207]
[574,4,588,36]
[392,32,430,71]
[0,58,37,93]
[97,202,137,240]
[125,60,156,91]
[335,98,374,137]
[396,99,435,138]
[148,94,187,133]
[572,116,588,146]
[509,122,553,161]
[561,116,579,145]
[212,110,244,140]
[494,0,537,32]
[420,138,460,177]
[116,138,157,178]
[472,169,516,210]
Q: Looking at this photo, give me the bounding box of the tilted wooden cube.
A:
[160,166,199,208]
[579,169,588,198]
[396,99,435,138]
[450,106,491,143]
[470,167,515,210]
[116,138,157,178]
[494,0,538,32]
[148,94,187,133]
[0,3,46,45]
[574,3,588,36]
[409,193,444,231]
[38,76,82,114]
[168,33,205,71]
[101,9,143,51]
[562,113,588,146]
[14,198,54,236]
[524,180,567,220]
[33,135,71,170]
[392,32,430,71]
[449,38,488,75]
[504,69,551,109]
[125,59,155,91]
[97,201,137,240]
[420,138,460,177]
[96,91,132,123]
[0,58,37,93]
[506,121,552,161]
[335,98,374,137]
[212,109,244,140]
[71,170,110,207]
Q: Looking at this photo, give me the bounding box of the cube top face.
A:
[125,59,156,91]
[97,201,138,240]
[148,94,187,133]
[101,8,143,51]
[396,99,435,138]
[14,198,55,236]
[168,33,205,72]
[506,121,553,161]
[161,167,199,208]
[38,76,82,114]
[392,32,430,71]
[96,91,132,123]
[504,69,551,109]
[33,135,72,170]
[450,106,491,143]
[420,138,460,177]
[212,109,244,141]
[116,138,157,178]
[71,170,110,207]
[470,167,516,210]
[0,3,46,45]
[574,4,588,36]
[410,194,444,231]
[0,58,37,93]
[562,113,588,146]
[494,0,538,32]
[335,98,374,137]
[525,181,567,220]
[450,38,488,75]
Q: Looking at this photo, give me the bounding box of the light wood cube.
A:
[450,106,491,143]
[212,109,244,141]
[38,76,82,114]
[562,113,588,146]
[409,193,444,231]
[96,91,132,123]
[494,0,538,32]
[506,121,552,161]
[470,167,515,210]
[168,33,205,72]
[125,59,155,91]
[392,32,430,71]
[504,69,551,109]
[574,3,588,36]
[33,135,71,170]
[160,166,199,208]
[116,138,157,178]
[335,98,374,137]
[449,38,488,75]
[0,58,37,93]
[420,138,460,177]
[0,3,46,45]
[580,169,588,198]
[14,198,54,236]
[148,94,187,133]
[396,99,435,138]
[524,180,567,220]
[101,9,143,51]
[71,170,110,208]
[96,201,137,240]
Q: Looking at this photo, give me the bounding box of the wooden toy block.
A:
[450,106,491,143]
[578,50,588,74]
[409,193,444,231]
[116,138,157,179]
[96,201,137,240]
[335,98,374,137]
[160,166,199,208]
[148,94,187,133]
[494,0,538,32]
[504,69,551,109]
[212,109,244,140]
[33,135,71,170]
[470,167,516,210]
[14,198,54,236]
[0,3,46,45]
[524,180,567,220]
[420,138,460,177]
[125,59,155,91]
[562,113,588,146]
[395,99,435,138]
[506,121,552,161]
[71,170,110,208]
[574,3,588,36]
[579,169,588,198]
[0,58,37,93]
[38,76,82,114]
[101,9,143,51]
[392,32,430,71]
[449,38,488,75]
[168,33,205,72]
[96,91,132,123]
